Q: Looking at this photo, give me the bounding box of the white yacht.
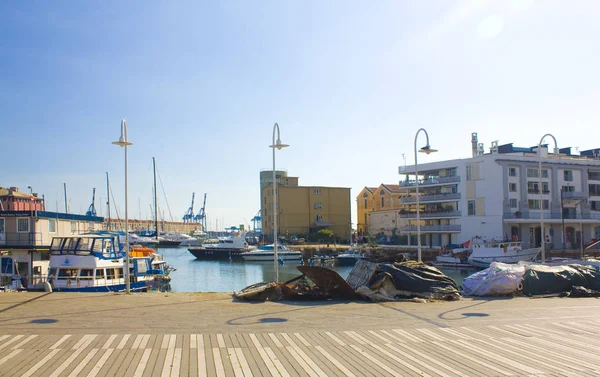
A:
[468,240,541,268]
[242,244,302,262]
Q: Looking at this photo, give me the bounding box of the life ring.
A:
[513,247,519,251]
[517,282,523,291]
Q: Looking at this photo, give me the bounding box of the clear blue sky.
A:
[1,0,599,230]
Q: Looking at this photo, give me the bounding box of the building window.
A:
[49,219,56,233]
[380,190,385,195]
[316,214,323,222]
[466,165,472,181]
[527,200,548,210]
[592,201,600,211]
[364,213,367,224]
[509,199,517,208]
[527,168,539,178]
[509,183,517,192]
[467,200,476,216]
[590,184,600,195]
[528,199,540,210]
[71,221,77,233]
[446,168,457,177]
[381,197,384,207]
[588,171,600,181]
[17,218,29,233]
[314,202,322,209]
[542,182,549,194]
[562,185,575,193]
[363,193,368,198]
[314,188,322,195]
[564,170,573,182]
[0,218,4,233]
[527,181,539,194]
[509,167,517,177]
[364,199,367,209]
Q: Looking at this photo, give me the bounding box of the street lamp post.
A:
[414,128,437,262]
[112,120,133,293]
[538,134,558,264]
[270,123,289,283]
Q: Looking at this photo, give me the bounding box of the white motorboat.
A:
[336,248,368,266]
[242,244,302,262]
[468,240,541,268]
[432,248,475,268]
[188,236,252,260]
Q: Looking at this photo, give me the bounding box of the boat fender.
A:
[517,283,523,291]
[43,281,53,293]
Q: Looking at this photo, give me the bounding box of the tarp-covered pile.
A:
[353,261,461,302]
[233,261,461,302]
[521,264,600,297]
[462,262,600,297]
[462,262,525,296]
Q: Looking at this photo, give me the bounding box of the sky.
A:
[1,0,599,231]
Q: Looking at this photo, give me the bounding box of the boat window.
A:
[80,269,94,278]
[225,240,233,244]
[57,269,79,279]
[63,238,79,254]
[92,239,103,253]
[50,238,65,253]
[77,238,92,253]
[135,259,149,274]
[48,268,57,278]
[102,240,113,254]
[117,268,123,279]
[106,268,116,279]
[1,257,14,274]
[95,269,105,280]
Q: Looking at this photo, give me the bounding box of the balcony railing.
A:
[399,176,461,188]
[504,212,600,220]
[399,192,461,203]
[398,225,462,232]
[562,191,587,199]
[398,210,462,219]
[0,232,43,247]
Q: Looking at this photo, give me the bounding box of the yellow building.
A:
[357,183,407,236]
[261,174,351,242]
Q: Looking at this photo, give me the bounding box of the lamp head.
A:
[270,139,289,150]
[419,145,438,154]
[112,119,133,147]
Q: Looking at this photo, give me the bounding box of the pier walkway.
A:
[1,292,600,376]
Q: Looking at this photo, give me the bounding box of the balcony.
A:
[0,232,43,247]
[504,212,600,220]
[562,191,587,200]
[398,210,462,219]
[399,192,461,203]
[399,176,461,188]
[398,225,461,232]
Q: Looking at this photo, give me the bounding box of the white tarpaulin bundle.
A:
[462,262,526,296]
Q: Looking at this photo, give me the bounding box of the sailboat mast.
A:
[153,157,159,240]
[106,172,111,231]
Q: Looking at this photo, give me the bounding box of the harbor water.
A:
[159,246,471,292]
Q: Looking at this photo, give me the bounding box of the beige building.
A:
[0,209,105,286]
[357,184,408,237]
[260,172,351,242]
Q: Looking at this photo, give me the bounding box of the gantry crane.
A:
[183,192,195,223]
[194,193,207,231]
[86,188,97,217]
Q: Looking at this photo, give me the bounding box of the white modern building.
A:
[398,133,600,251]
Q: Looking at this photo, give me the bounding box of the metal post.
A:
[113,120,133,293]
[561,188,566,256]
[413,128,436,262]
[537,134,558,263]
[270,123,288,283]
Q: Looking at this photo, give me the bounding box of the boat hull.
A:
[468,247,541,268]
[51,281,148,292]
[242,252,302,262]
[188,248,246,260]
[336,256,368,266]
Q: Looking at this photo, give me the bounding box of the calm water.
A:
[158,246,473,292]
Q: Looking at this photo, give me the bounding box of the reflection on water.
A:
[158,247,354,293]
[159,247,477,292]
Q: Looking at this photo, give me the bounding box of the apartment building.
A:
[260,171,351,241]
[356,184,408,238]
[398,133,600,250]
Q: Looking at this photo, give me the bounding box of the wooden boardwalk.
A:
[3,319,600,376]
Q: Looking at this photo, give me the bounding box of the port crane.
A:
[86,188,97,217]
[194,193,207,231]
[183,192,195,223]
